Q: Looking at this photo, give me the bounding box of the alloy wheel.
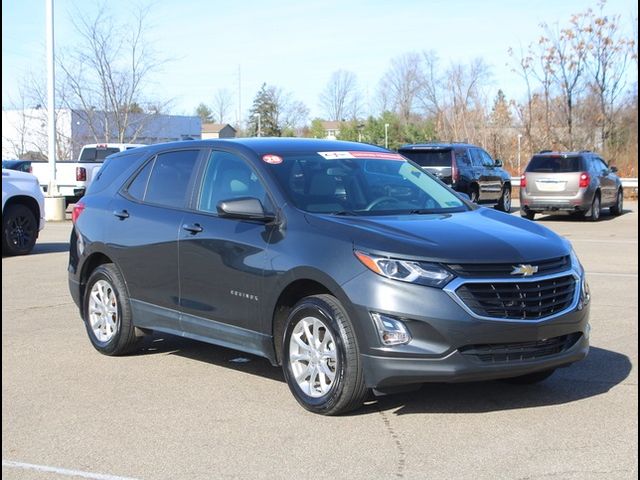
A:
[88,279,119,343]
[8,214,34,249]
[288,316,338,398]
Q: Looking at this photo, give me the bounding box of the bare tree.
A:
[212,88,234,124]
[59,3,168,144]
[319,70,359,121]
[378,53,423,123]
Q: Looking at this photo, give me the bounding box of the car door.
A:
[105,148,201,330]
[468,148,487,201]
[178,149,275,347]
[594,156,616,205]
[478,149,503,201]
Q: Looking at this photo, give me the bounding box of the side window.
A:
[470,149,484,167]
[198,151,269,214]
[144,150,199,208]
[596,158,609,174]
[126,158,154,200]
[455,149,471,166]
[479,150,494,167]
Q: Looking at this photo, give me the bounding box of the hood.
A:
[305,208,569,264]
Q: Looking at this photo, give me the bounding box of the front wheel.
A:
[2,204,38,256]
[83,264,141,356]
[495,186,512,212]
[282,294,368,415]
[610,189,623,216]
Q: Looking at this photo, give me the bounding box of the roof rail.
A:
[538,149,553,153]
[579,149,591,153]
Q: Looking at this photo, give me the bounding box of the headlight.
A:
[569,246,583,273]
[355,251,454,288]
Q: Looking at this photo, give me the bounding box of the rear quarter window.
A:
[86,152,146,195]
[399,149,452,167]
[526,156,585,173]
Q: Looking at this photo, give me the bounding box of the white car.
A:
[2,169,45,255]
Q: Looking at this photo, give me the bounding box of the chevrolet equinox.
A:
[68,139,591,415]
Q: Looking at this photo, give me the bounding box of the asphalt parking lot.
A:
[2,202,638,480]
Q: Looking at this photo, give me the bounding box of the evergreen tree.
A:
[248,83,281,137]
[195,103,213,123]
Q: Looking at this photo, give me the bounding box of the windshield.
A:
[267,151,467,215]
[398,149,452,167]
[526,155,585,173]
[79,147,121,162]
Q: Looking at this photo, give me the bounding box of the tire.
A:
[610,189,623,216]
[502,368,556,385]
[469,186,480,204]
[495,186,512,212]
[588,193,601,222]
[83,264,141,356]
[282,294,368,415]
[520,209,535,221]
[2,204,38,256]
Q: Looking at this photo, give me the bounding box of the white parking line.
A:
[2,460,139,480]
[569,239,638,244]
[588,272,638,278]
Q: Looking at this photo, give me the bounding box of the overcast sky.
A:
[2,0,637,122]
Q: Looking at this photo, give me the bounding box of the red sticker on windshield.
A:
[262,154,283,164]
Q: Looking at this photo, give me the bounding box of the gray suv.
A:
[520,151,623,221]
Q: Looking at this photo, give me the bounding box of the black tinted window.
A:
[126,159,154,200]
[526,155,585,172]
[79,147,121,162]
[399,149,452,167]
[470,149,484,167]
[145,150,199,208]
[198,151,268,213]
[89,152,144,195]
[455,150,471,166]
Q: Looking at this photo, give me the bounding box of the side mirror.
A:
[494,159,503,168]
[610,166,618,173]
[217,197,275,222]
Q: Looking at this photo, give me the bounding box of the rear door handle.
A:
[182,223,203,234]
[113,210,129,219]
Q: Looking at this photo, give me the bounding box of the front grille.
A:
[446,256,570,278]
[459,333,582,363]
[455,275,576,320]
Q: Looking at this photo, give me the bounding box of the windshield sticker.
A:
[262,154,283,164]
[318,151,405,160]
[318,151,356,159]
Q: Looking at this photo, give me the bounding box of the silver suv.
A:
[520,151,623,221]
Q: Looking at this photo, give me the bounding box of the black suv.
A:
[69,138,590,415]
[398,143,512,211]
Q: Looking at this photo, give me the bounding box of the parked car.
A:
[69,139,590,415]
[2,168,45,255]
[397,143,512,211]
[32,143,145,202]
[520,150,623,221]
[2,160,33,174]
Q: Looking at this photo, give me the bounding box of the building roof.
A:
[321,121,342,130]
[202,123,237,134]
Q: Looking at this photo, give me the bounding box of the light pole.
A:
[517,133,523,173]
[384,123,389,149]
[254,113,261,137]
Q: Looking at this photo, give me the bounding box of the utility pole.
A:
[237,64,241,130]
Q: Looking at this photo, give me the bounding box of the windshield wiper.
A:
[408,209,436,214]
[331,210,360,216]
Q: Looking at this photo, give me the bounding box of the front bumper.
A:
[341,269,590,388]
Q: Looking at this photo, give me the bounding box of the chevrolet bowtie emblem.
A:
[511,264,538,276]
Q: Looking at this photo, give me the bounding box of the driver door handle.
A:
[182,223,203,234]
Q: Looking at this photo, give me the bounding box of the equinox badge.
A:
[511,264,538,276]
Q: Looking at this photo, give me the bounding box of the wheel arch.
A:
[3,195,40,225]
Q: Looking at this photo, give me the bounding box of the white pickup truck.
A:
[2,169,45,255]
[32,143,144,200]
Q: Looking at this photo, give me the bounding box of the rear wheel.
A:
[495,186,512,212]
[588,193,601,222]
[83,264,141,355]
[610,189,623,216]
[502,368,556,385]
[282,294,368,415]
[2,204,38,256]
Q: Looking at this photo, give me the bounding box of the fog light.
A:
[371,313,412,346]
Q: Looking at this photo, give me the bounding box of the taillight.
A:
[76,167,87,181]
[27,166,33,173]
[579,172,590,188]
[520,174,527,188]
[451,152,459,183]
[72,202,85,224]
